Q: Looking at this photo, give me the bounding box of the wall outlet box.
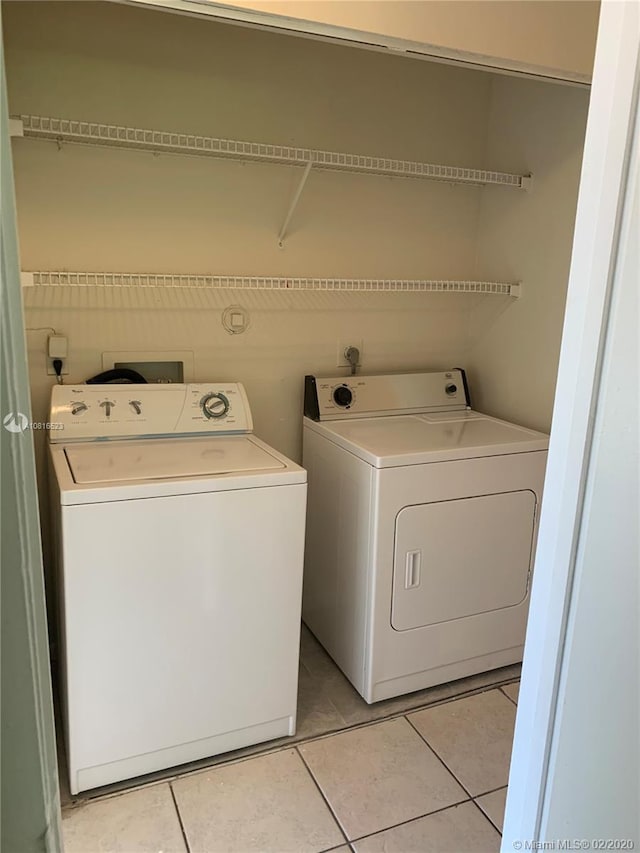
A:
[102,350,195,381]
[114,360,184,383]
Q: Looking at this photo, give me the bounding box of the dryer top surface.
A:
[304,410,548,467]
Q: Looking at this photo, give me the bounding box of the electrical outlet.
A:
[336,339,364,369]
[47,359,69,376]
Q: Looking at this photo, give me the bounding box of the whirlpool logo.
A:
[3,412,29,433]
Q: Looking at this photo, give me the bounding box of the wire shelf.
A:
[13,115,531,189]
[21,271,520,297]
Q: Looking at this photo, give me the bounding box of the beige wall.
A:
[5,0,493,463]
[4,0,588,468]
[468,76,590,432]
[153,0,600,82]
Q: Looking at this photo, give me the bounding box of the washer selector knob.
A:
[333,385,353,407]
[445,383,458,396]
[201,392,230,420]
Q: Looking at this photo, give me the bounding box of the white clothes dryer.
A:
[49,382,306,793]
[302,370,548,703]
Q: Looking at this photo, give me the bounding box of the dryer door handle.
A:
[405,550,422,589]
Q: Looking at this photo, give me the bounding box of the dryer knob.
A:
[445,384,458,396]
[333,385,353,407]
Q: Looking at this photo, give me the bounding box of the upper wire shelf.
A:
[21,271,521,297]
[11,115,532,189]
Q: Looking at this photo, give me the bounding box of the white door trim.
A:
[502,0,640,846]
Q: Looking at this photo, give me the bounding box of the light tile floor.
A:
[61,627,520,852]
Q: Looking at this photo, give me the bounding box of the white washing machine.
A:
[302,370,548,703]
[49,382,306,793]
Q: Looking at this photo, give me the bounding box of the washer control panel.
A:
[49,383,253,442]
[304,370,469,421]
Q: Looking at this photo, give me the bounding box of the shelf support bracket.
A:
[278,158,313,248]
[9,117,24,138]
[510,282,523,298]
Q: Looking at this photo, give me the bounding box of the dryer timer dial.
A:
[333,385,353,407]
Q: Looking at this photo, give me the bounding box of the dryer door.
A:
[391,490,536,631]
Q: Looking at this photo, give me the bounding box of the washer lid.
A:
[65,435,285,484]
[307,410,548,467]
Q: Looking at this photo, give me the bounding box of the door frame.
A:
[1,7,62,850]
[502,0,639,845]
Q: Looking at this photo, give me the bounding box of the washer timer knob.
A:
[445,383,458,396]
[201,392,230,420]
[333,385,353,407]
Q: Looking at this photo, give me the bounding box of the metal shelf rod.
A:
[11,115,532,190]
[20,271,522,297]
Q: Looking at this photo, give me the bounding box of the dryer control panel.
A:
[304,370,470,421]
[49,383,253,442]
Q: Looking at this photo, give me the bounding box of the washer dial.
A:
[201,392,230,420]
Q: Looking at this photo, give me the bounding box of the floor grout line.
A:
[499,685,519,707]
[61,773,182,812]
[297,717,483,847]
[277,679,519,753]
[404,714,477,801]
[60,683,513,848]
[406,712,509,837]
[61,650,520,808]
[475,783,509,798]
[69,678,520,807]
[405,713,513,835]
[346,796,474,845]
[168,781,191,853]
[295,747,352,848]
[470,795,504,837]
